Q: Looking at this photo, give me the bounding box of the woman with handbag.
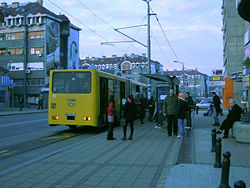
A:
[107,95,116,140]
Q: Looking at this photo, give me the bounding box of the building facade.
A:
[0,1,80,108]
[80,53,164,98]
[165,69,208,101]
[221,0,246,105]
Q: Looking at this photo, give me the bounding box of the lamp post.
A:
[173,61,185,92]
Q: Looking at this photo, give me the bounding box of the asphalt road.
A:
[0,113,105,172]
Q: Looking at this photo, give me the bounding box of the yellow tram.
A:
[48,69,147,128]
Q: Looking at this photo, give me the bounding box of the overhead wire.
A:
[150,6,181,63]
[75,0,144,55]
[47,0,124,53]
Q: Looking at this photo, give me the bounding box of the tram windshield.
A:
[52,72,91,93]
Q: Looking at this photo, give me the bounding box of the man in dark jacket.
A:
[185,92,194,129]
[217,99,242,138]
[148,96,155,121]
[212,92,221,126]
[163,89,178,136]
[176,93,188,138]
[139,94,147,124]
[122,95,137,140]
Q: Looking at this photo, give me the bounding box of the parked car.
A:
[196,99,213,109]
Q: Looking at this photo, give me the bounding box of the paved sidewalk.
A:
[165,111,250,188]
[0,117,181,188]
[0,107,48,116]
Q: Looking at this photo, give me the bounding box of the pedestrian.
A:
[148,96,155,121]
[18,95,24,111]
[107,95,116,140]
[122,95,136,140]
[134,92,140,120]
[37,95,44,110]
[185,92,194,129]
[176,93,188,138]
[139,94,147,124]
[212,92,221,126]
[163,89,178,136]
[217,99,242,138]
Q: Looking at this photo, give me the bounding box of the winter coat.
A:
[185,96,194,110]
[176,99,188,119]
[227,104,242,123]
[163,95,178,115]
[124,100,137,121]
[213,95,221,113]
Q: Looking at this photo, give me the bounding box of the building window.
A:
[14,79,24,86]
[27,62,43,70]
[27,79,43,86]
[27,47,44,55]
[7,48,24,55]
[6,32,24,40]
[0,48,6,56]
[16,17,21,26]
[8,19,13,26]
[35,16,41,24]
[28,31,44,39]
[28,17,33,25]
[10,62,24,71]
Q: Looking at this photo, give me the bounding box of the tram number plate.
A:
[66,113,76,116]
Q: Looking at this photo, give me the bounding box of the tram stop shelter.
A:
[141,74,180,119]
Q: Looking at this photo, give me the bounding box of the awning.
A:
[141,74,180,85]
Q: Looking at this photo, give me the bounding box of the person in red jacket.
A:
[107,95,116,140]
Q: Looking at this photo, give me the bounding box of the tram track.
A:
[0,126,105,160]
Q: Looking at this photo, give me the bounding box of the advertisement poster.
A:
[68,27,79,69]
[46,19,60,76]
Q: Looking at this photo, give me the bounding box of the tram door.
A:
[100,78,108,125]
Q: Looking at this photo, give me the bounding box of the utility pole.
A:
[174,61,185,93]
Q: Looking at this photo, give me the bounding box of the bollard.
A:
[234,180,246,188]
[211,128,217,152]
[218,151,231,188]
[214,138,222,168]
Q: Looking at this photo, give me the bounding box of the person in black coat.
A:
[148,96,155,121]
[176,93,188,138]
[217,99,242,138]
[139,94,147,124]
[122,95,137,140]
[212,92,221,126]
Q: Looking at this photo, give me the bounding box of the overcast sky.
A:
[7,0,224,75]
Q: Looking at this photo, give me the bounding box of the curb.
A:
[0,110,48,116]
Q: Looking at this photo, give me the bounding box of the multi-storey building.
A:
[80,53,164,98]
[221,0,246,105]
[0,1,80,108]
[165,69,208,100]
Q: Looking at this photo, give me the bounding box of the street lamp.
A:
[173,60,185,92]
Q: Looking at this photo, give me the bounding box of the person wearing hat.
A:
[176,93,188,138]
[217,99,242,138]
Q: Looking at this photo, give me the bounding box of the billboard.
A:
[46,19,60,76]
[68,27,79,69]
